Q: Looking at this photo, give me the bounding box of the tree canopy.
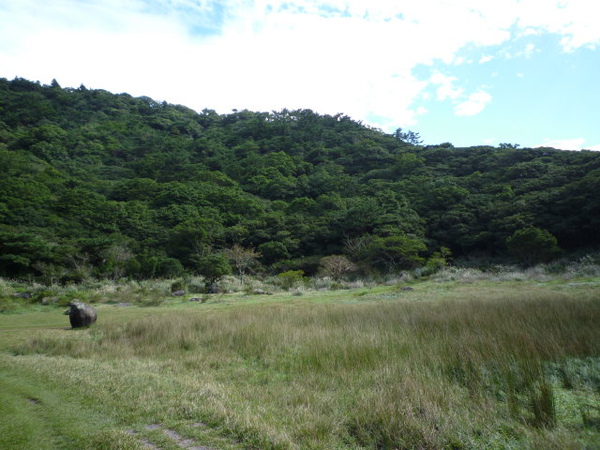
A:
[1,77,598,282]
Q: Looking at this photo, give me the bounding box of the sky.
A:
[1,0,599,150]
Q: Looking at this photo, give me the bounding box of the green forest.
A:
[1,77,599,284]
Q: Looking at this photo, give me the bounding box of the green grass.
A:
[1,277,599,449]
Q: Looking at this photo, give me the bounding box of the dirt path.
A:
[126,423,214,449]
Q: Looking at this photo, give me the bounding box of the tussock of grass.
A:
[6,284,600,448]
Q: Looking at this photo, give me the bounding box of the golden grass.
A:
[2,280,600,449]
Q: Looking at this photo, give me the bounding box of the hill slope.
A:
[1,77,599,281]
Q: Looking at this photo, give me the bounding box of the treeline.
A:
[0,77,599,283]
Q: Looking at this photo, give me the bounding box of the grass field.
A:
[1,275,599,449]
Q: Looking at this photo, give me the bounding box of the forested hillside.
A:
[1,77,599,282]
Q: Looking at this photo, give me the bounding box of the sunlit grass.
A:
[1,278,600,448]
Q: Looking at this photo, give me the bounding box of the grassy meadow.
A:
[1,267,600,449]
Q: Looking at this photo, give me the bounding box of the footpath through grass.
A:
[1,278,599,449]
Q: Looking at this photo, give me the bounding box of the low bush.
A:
[276,270,306,290]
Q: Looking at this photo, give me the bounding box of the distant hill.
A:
[1,77,598,281]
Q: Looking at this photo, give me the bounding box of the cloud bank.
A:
[1,0,598,142]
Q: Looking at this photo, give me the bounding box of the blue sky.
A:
[1,0,598,150]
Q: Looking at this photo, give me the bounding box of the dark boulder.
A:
[64,301,97,328]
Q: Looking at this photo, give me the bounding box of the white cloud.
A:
[515,0,600,51]
[538,138,600,151]
[0,0,598,133]
[425,72,493,119]
[501,42,539,60]
[524,43,536,57]
[538,138,586,150]
[454,91,492,116]
[479,55,494,63]
[429,72,464,101]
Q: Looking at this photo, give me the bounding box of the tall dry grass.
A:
[12,286,600,448]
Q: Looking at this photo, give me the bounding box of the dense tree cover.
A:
[0,77,598,282]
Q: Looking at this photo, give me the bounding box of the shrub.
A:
[138,256,185,279]
[318,255,358,280]
[225,244,261,284]
[0,296,21,312]
[506,227,561,266]
[170,279,186,292]
[423,247,452,276]
[273,256,322,276]
[194,253,232,288]
[277,270,306,290]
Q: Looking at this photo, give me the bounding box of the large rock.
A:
[64,301,97,328]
